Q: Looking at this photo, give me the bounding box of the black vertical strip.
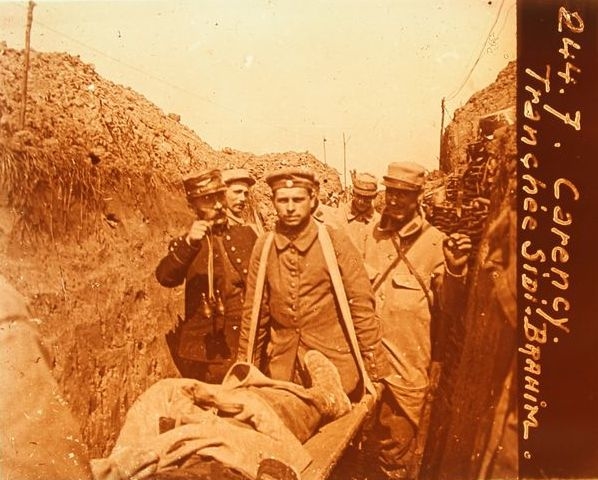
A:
[518,1,598,478]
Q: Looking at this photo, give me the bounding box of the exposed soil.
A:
[0,46,340,456]
[440,61,516,173]
[1,43,517,479]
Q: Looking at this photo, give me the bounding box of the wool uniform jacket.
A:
[363,214,467,425]
[238,219,390,396]
[156,224,257,366]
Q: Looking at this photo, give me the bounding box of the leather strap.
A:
[372,222,430,294]
[316,223,376,398]
[245,232,275,363]
[390,233,435,314]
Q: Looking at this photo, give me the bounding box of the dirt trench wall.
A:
[1,181,192,456]
[421,61,517,480]
[440,61,516,173]
[0,47,342,457]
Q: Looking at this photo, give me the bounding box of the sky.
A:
[0,0,516,183]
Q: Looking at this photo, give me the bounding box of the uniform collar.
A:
[377,213,424,239]
[347,206,376,223]
[274,218,319,253]
[226,209,245,226]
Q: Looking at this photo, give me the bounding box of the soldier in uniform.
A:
[237,167,391,441]
[363,161,472,479]
[156,169,257,383]
[310,174,346,228]
[221,167,264,234]
[342,171,380,257]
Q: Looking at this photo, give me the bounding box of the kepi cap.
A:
[382,162,425,191]
[352,172,378,197]
[221,168,256,187]
[183,169,227,199]
[265,167,317,192]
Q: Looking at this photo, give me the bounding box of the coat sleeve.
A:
[237,234,271,367]
[155,235,201,288]
[432,257,468,320]
[328,225,391,382]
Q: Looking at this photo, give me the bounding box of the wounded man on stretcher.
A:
[1,275,370,480]
[92,350,354,480]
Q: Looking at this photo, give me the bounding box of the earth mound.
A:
[0,46,340,455]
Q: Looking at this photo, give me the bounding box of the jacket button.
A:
[231,246,236,252]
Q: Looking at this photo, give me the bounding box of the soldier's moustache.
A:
[382,206,407,222]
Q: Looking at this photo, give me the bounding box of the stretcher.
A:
[151,224,380,479]
[299,394,375,480]
[149,393,375,480]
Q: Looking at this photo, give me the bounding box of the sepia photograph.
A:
[0,1,596,479]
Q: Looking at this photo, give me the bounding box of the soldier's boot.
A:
[304,350,352,420]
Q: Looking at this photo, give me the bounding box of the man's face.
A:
[383,187,420,223]
[225,181,250,216]
[273,187,315,229]
[352,193,374,213]
[188,191,226,224]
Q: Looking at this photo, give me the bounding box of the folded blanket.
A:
[92,363,312,480]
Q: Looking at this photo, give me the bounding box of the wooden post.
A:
[323,137,327,165]
[439,97,446,171]
[342,133,350,191]
[20,0,36,130]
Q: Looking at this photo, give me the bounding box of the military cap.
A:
[382,162,425,191]
[182,168,227,199]
[352,172,378,197]
[221,168,256,187]
[265,168,317,192]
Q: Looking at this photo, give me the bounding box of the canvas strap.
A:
[390,233,435,315]
[245,232,274,363]
[244,225,376,398]
[316,223,376,398]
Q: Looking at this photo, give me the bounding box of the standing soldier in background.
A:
[363,161,471,479]
[342,171,380,257]
[156,169,257,383]
[221,167,264,234]
[311,175,346,228]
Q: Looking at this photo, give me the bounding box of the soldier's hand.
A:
[373,381,385,402]
[185,220,211,247]
[443,233,472,275]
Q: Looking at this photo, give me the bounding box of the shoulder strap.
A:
[390,230,435,314]
[245,232,275,363]
[371,222,429,294]
[316,223,376,398]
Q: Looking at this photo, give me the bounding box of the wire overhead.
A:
[445,0,507,102]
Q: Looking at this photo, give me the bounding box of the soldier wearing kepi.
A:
[156,169,257,383]
[221,167,264,234]
[363,161,472,479]
[237,167,391,440]
[342,171,381,257]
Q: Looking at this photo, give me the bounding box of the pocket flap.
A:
[391,272,422,290]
